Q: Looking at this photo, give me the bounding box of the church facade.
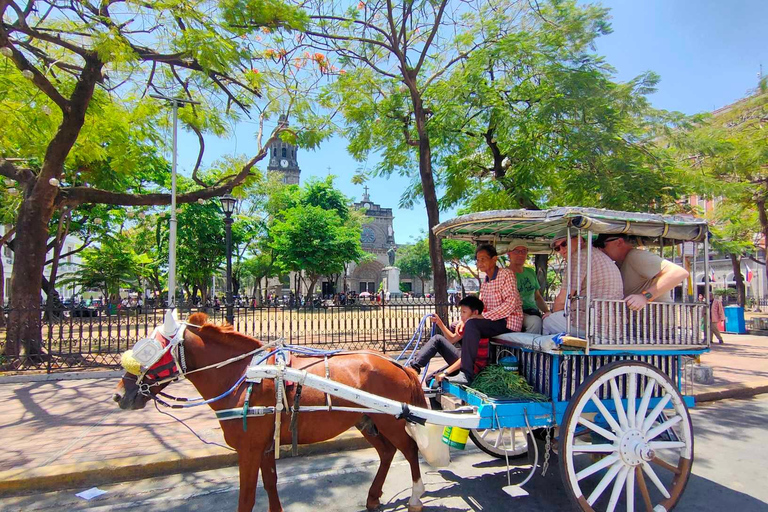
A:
[263,127,429,298]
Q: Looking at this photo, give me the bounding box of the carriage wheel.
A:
[469,427,529,459]
[559,361,693,512]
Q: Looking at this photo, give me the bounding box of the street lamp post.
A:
[220,193,237,325]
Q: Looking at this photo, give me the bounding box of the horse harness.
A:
[129,326,400,458]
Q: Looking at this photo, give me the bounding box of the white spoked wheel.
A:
[559,361,693,512]
[469,427,529,459]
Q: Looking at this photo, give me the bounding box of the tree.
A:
[708,201,759,307]
[397,239,432,296]
[676,82,768,268]
[431,0,688,214]
[301,0,517,305]
[269,177,365,299]
[164,202,227,306]
[0,0,314,357]
[442,239,478,296]
[270,205,364,299]
[63,236,147,303]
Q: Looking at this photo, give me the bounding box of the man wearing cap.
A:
[543,235,623,335]
[594,234,689,311]
[507,243,549,334]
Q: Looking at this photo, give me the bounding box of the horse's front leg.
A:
[237,447,263,512]
[260,446,283,512]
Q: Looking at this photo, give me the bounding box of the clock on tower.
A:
[267,115,301,184]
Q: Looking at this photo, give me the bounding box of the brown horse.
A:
[113,312,428,512]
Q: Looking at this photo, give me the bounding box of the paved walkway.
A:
[0,332,766,495]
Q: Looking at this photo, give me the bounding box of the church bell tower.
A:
[266,115,301,185]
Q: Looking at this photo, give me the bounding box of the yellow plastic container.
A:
[442,426,470,450]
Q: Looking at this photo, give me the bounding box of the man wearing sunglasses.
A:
[543,235,623,335]
[594,234,689,311]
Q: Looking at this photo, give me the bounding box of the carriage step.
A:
[440,394,464,411]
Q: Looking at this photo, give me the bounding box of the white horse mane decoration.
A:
[161,308,180,338]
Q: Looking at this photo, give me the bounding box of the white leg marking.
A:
[409,478,425,508]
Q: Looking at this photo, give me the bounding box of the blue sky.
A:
[173,0,766,245]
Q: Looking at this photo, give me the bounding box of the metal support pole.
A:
[225,213,234,325]
[149,94,200,309]
[704,236,711,346]
[168,100,178,308]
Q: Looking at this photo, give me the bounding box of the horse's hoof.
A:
[408,504,423,512]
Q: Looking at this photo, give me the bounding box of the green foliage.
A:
[397,239,433,284]
[268,178,365,291]
[159,201,226,298]
[432,1,688,213]
[63,236,148,300]
[269,205,364,278]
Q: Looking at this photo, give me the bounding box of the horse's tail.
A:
[401,367,452,468]
[403,366,428,408]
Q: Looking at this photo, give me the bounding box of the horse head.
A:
[113,310,259,410]
[113,309,207,410]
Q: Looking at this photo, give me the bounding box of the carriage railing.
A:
[586,299,708,347]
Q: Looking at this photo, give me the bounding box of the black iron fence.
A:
[1,299,460,373]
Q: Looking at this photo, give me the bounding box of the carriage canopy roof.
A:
[433,208,709,253]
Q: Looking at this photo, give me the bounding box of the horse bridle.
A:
[133,324,190,397]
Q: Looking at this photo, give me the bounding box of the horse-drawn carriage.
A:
[114,208,711,512]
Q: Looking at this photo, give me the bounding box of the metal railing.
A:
[0,299,459,373]
[588,299,708,347]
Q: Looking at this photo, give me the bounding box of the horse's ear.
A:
[187,312,209,326]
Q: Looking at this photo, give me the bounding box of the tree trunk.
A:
[729,253,746,307]
[7,192,58,358]
[534,254,549,296]
[6,57,102,360]
[411,91,447,305]
[307,276,318,301]
[757,196,768,265]
[451,262,466,298]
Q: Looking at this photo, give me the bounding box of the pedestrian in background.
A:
[710,294,725,344]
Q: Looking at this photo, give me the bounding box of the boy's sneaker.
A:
[445,372,470,385]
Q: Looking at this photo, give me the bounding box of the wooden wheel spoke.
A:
[641,393,671,432]
[648,441,686,450]
[493,430,502,448]
[606,465,630,512]
[641,461,671,499]
[645,415,682,441]
[587,461,623,506]
[635,381,656,427]
[636,466,653,512]
[610,379,629,430]
[650,456,682,475]
[576,454,620,481]
[572,443,617,453]
[479,429,490,440]
[590,395,623,434]
[627,373,637,430]
[626,465,636,512]
[578,416,618,442]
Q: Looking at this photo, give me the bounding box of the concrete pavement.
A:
[0,332,766,497]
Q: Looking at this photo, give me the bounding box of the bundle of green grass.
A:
[470,365,548,401]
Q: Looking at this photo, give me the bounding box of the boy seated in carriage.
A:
[410,244,524,385]
[407,295,485,383]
